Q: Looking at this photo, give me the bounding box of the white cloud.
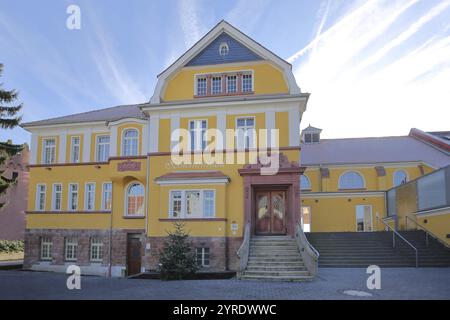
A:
[226,0,272,31]
[178,0,208,49]
[291,0,450,138]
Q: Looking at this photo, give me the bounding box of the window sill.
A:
[159,218,227,222]
[26,210,111,214]
[123,215,145,219]
[194,91,254,99]
[337,188,367,191]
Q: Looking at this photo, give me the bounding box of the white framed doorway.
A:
[301,206,311,232]
[356,205,373,232]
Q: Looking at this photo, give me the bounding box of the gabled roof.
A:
[150,20,301,104]
[21,104,147,129]
[301,135,450,168]
[409,128,450,153]
[302,125,322,133]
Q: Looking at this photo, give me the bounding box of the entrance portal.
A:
[255,190,287,235]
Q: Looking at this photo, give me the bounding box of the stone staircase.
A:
[239,236,314,281]
[306,231,450,268]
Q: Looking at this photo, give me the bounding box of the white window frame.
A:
[121,128,139,156]
[90,237,104,262]
[304,132,320,144]
[196,76,207,96]
[241,72,253,92]
[42,137,56,164]
[196,247,210,267]
[84,182,96,211]
[169,189,216,219]
[124,182,145,217]
[226,75,237,93]
[211,76,222,95]
[35,184,46,211]
[40,237,52,261]
[188,119,208,151]
[235,116,256,149]
[218,42,229,56]
[68,183,79,211]
[101,182,113,211]
[70,136,81,163]
[338,170,366,190]
[64,237,78,261]
[95,135,110,162]
[393,169,409,187]
[52,183,63,211]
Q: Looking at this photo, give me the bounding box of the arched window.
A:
[339,171,365,189]
[300,175,311,191]
[122,129,139,156]
[393,170,408,187]
[126,183,144,216]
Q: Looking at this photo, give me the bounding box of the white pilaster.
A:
[110,126,118,157]
[289,108,300,147]
[58,133,66,164]
[30,133,38,165]
[170,114,180,152]
[142,121,150,155]
[82,130,91,162]
[149,114,160,153]
[265,110,275,147]
[216,111,226,150]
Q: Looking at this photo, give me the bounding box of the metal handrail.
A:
[377,216,418,267]
[405,215,450,249]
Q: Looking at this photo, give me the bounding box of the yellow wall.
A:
[301,195,386,232]
[148,149,300,237]
[163,62,289,101]
[302,164,434,193]
[416,212,450,245]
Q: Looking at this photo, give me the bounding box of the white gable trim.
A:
[150,20,301,104]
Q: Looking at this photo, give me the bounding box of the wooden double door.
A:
[255,190,287,235]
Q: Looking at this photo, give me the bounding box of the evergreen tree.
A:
[158,222,198,280]
[0,63,24,207]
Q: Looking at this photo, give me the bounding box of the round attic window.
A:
[219,42,229,56]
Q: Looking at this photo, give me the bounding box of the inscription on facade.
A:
[117,160,141,172]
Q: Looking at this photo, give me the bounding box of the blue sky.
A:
[1,0,449,145]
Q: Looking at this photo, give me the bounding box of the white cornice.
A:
[302,191,385,198]
[155,178,230,185]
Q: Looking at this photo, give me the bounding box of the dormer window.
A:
[219,42,229,56]
[301,125,322,144]
[304,133,320,143]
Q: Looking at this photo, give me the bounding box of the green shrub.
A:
[0,240,24,253]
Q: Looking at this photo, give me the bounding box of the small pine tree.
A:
[158,222,198,280]
[0,64,23,207]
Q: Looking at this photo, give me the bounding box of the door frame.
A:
[254,187,288,236]
[355,205,373,232]
[126,233,142,276]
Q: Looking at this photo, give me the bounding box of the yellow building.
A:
[21,21,450,277]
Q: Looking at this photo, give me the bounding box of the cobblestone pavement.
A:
[0,268,449,300]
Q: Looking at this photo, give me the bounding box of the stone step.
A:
[247,261,305,266]
[239,274,314,282]
[242,270,311,276]
[246,266,308,271]
[248,258,303,263]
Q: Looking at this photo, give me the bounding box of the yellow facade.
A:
[163,62,289,102]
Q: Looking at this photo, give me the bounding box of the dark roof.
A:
[21,104,147,128]
[301,135,450,168]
